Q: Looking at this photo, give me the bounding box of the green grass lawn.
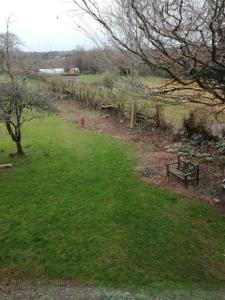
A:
[79,74,104,82]
[0,116,225,292]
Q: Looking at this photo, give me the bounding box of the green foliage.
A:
[165,143,213,161]
[219,156,225,168]
[0,116,225,290]
[101,72,117,89]
[201,156,214,163]
[218,147,225,155]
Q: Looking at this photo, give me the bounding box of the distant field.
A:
[79,74,104,82]
[79,74,164,84]
[0,74,47,91]
[138,76,164,83]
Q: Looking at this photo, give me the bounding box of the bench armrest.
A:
[167,162,177,167]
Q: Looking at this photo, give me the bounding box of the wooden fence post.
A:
[130,102,136,129]
[155,104,163,128]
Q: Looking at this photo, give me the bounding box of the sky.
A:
[0,0,98,52]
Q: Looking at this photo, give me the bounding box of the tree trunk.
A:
[16,142,24,156]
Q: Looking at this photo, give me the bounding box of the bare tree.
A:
[0,81,53,156]
[72,0,225,108]
[0,21,54,156]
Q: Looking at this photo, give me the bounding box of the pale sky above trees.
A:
[0,0,100,51]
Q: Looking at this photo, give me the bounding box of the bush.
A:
[101,72,117,89]
[201,156,213,163]
[219,156,225,168]
[218,147,225,155]
[183,111,214,141]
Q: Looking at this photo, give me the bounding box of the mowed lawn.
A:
[0,116,225,290]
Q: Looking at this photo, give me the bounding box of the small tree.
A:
[0,80,53,156]
[0,20,54,156]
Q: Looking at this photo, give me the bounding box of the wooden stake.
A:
[130,102,136,129]
[80,117,85,127]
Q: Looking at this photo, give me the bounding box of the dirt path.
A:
[3,283,224,300]
[58,97,225,214]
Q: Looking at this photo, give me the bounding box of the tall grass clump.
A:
[183,111,215,140]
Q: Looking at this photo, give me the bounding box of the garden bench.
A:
[167,156,199,187]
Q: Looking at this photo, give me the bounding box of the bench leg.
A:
[196,167,200,185]
[167,165,169,176]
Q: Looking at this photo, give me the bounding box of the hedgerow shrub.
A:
[183,111,214,140]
